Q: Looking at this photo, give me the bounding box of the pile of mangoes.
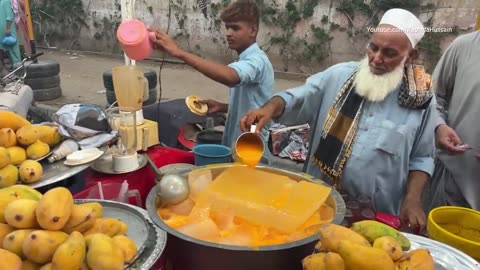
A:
[0,111,63,187]
[0,186,137,270]
[303,220,435,270]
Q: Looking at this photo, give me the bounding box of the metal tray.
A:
[28,159,92,189]
[74,199,167,270]
[406,233,480,270]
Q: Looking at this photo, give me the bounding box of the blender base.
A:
[91,153,148,175]
[113,152,140,173]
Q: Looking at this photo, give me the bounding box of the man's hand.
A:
[199,99,228,114]
[399,197,426,233]
[240,108,273,134]
[436,124,467,155]
[5,29,10,36]
[149,30,183,58]
[240,97,286,134]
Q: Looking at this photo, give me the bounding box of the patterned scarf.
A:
[312,64,433,188]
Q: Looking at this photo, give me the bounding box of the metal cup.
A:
[232,125,265,165]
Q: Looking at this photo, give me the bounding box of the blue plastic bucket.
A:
[192,144,232,166]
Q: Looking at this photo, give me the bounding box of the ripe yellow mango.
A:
[112,235,137,263]
[36,187,73,231]
[86,234,124,270]
[5,199,39,229]
[0,185,42,223]
[62,204,96,234]
[26,141,50,160]
[19,160,43,184]
[16,126,61,147]
[83,218,127,237]
[3,229,35,258]
[303,252,345,270]
[0,111,31,131]
[22,230,69,264]
[395,249,434,270]
[7,146,26,166]
[52,231,86,270]
[81,202,103,218]
[338,240,395,270]
[0,128,17,148]
[0,248,22,270]
[39,263,52,270]
[0,147,10,169]
[0,164,19,188]
[373,236,403,261]
[315,224,370,253]
[0,223,14,248]
[22,260,41,270]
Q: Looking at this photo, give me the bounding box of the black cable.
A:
[157,0,173,102]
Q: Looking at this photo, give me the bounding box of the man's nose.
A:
[371,52,384,65]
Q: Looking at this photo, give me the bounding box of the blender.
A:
[107,65,148,172]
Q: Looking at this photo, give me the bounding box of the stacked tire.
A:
[22,60,62,101]
[103,69,158,106]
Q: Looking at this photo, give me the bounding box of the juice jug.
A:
[117,19,156,60]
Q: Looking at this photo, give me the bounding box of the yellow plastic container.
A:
[427,206,480,260]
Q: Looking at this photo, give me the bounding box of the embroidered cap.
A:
[378,8,425,48]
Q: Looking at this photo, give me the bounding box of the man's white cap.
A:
[378,8,425,47]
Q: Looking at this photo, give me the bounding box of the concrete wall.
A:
[35,0,480,73]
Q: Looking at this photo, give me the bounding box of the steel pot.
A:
[146,164,346,270]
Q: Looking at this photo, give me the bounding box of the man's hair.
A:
[220,0,260,27]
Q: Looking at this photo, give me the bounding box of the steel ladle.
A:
[145,154,189,206]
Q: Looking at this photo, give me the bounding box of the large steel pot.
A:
[146,164,346,270]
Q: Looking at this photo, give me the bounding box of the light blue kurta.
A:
[0,0,21,64]
[224,43,274,159]
[275,62,436,215]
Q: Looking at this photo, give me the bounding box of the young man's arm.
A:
[151,31,240,87]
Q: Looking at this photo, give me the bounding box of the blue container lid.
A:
[193,144,231,157]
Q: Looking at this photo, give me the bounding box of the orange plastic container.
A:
[117,19,155,60]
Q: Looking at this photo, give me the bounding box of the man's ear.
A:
[251,24,258,38]
[409,48,419,61]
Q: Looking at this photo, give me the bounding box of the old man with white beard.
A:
[241,9,436,229]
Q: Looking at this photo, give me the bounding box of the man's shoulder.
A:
[242,47,271,62]
[236,47,273,73]
[450,31,479,48]
[315,61,358,75]
[308,61,358,81]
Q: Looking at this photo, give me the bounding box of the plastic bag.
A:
[52,104,117,149]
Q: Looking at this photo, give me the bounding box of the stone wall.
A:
[33,0,479,73]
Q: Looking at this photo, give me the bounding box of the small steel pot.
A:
[146,164,346,270]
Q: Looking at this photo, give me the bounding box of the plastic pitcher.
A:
[87,181,142,207]
[117,19,156,60]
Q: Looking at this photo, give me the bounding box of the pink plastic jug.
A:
[117,19,155,60]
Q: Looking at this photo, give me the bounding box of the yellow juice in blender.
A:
[112,65,145,112]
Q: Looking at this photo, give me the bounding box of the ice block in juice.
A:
[204,166,332,233]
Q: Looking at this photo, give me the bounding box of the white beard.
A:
[354,57,407,102]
